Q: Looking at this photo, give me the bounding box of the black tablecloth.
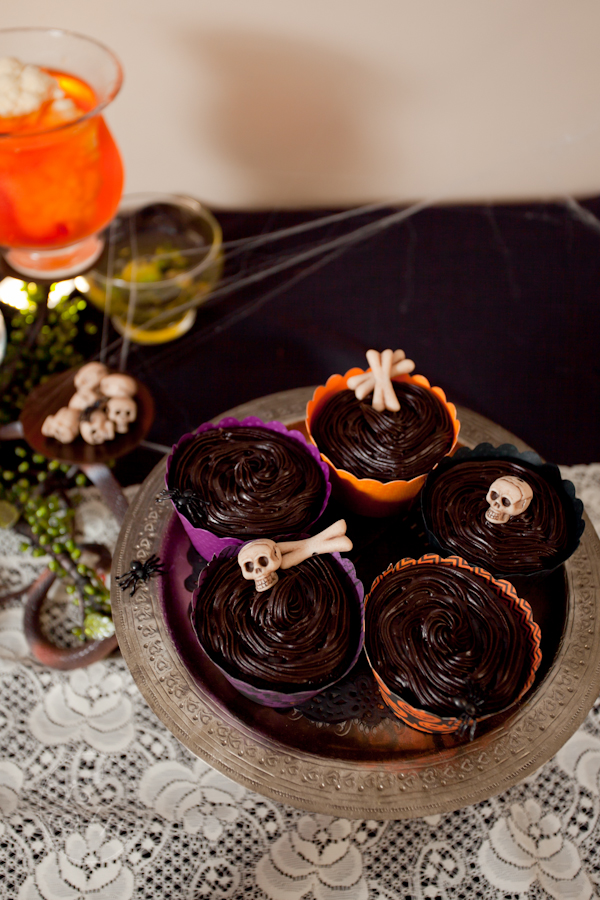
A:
[118,200,600,467]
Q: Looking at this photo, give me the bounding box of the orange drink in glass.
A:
[0,28,124,278]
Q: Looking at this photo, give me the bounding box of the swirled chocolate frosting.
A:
[423,460,569,573]
[194,555,361,690]
[365,563,532,718]
[168,426,327,537]
[311,383,454,482]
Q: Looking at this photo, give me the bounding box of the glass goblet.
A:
[84,193,223,344]
[0,27,124,279]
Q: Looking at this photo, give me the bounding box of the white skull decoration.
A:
[107,396,137,433]
[236,521,353,591]
[41,407,80,443]
[485,475,533,524]
[74,362,108,392]
[99,373,137,399]
[68,388,101,411]
[238,540,282,592]
[79,409,115,445]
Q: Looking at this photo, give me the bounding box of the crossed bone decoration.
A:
[346,348,415,412]
[238,519,353,592]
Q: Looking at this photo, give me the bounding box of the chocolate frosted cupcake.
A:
[422,444,584,577]
[191,539,364,707]
[311,380,454,482]
[364,555,541,738]
[165,416,330,559]
[307,350,459,516]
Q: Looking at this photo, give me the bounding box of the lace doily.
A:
[0,468,599,900]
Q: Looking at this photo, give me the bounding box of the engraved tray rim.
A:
[111,386,600,819]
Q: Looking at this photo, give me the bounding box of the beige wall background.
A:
[5,0,600,207]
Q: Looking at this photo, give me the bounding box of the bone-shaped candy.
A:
[278,519,352,569]
[346,348,415,411]
[237,520,352,591]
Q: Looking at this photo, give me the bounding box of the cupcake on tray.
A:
[364,554,542,740]
[191,520,364,707]
[163,416,331,559]
[421,443,584,577]
[306,349,460,516]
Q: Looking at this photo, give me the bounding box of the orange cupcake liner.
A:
[305,370,460,517]
[364,554,542,735]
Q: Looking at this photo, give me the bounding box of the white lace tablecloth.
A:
[1,470,600,900]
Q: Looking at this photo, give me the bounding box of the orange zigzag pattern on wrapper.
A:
[364,554,543,734]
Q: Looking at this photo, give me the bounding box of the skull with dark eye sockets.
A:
[485,476,533,524]
[237,540,282,592]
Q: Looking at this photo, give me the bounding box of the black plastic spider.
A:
[453,682,486,742]
[156,488,208,528]
[117,554,166,596]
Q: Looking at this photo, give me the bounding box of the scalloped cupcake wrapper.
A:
[305,370,460,517]
[363,554,542,735]
[190,550,365,708]
[165,416,332,560]
[421,442,585,578]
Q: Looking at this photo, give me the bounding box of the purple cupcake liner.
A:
[191,549,364,708]
[165,416,332,560]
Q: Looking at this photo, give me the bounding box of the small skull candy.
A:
[74,362,109,392]
[238,539,282,592]
[107,396,137,433]
[41,407,80,443]
[99,373,137,399]
[485,475,533,524]
[68,388,101,411]
[79,409,115,445]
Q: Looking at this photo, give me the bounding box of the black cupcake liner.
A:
[421,442,584,578]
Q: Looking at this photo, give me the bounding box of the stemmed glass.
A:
[0,27,123,279]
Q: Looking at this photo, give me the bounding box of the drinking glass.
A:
[0,27,124,278]
[83,193,223,344]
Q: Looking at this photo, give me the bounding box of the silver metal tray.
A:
[111,387,600,819]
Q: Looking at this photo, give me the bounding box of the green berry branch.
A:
[0,283,114,640]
